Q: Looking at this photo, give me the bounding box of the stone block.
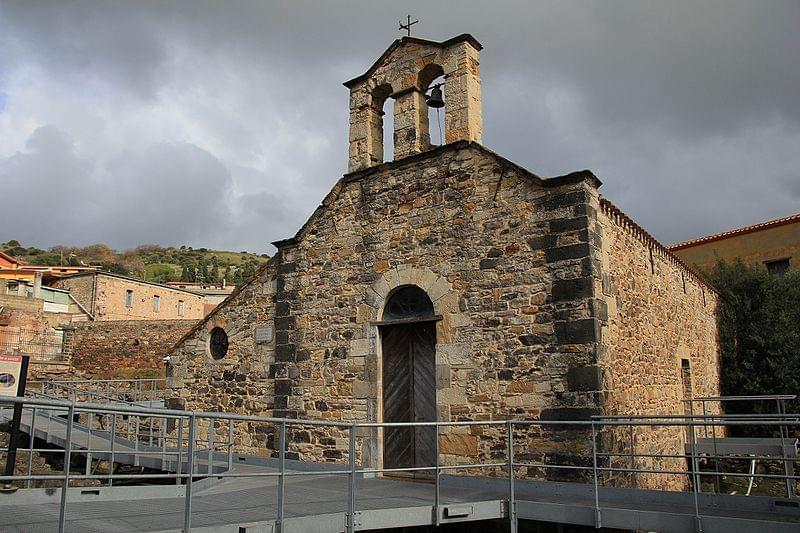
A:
[552,277,593,302]
[545,243,590,263]
[352,380,372,399]
[549,216,589,233]
[436,364,451,388]
[590,298,608,321]
[567,366,601,392]
[527,234,558,250]
[543,190,587,210]
[506,380,535,393]
[555,319,600,345]
[436,343,471,365]
[439,434,478,456]
[438,387,467,405]
[428,276,451,302]
[350,338,371,357]
[479,258,498,269]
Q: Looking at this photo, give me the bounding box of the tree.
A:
[180,265,192,282]
[99,261,128,275]
[145,263,178,284]
[707,260,800,416]
[198,258,209,283]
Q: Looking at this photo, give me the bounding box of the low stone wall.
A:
[71,319,200,378]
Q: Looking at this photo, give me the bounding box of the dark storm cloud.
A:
[0,127,233,248]
[0,0,798,251]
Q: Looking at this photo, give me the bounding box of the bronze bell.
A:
[426,85,444,108]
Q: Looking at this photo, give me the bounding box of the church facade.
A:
[165,35,720,485]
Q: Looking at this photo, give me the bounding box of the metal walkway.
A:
[0,394,799,532]
[1,462,799,532]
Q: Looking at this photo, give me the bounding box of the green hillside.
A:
[1,240,269,285]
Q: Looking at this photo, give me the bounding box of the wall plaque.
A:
[255,325,274,344]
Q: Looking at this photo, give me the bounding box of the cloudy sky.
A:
[1,1,798,254]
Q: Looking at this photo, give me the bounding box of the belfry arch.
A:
[345,34,483,172]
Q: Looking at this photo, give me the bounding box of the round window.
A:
[209,327,229,360]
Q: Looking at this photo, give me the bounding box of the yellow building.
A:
[0,251,99,284]
[669,212,800,274]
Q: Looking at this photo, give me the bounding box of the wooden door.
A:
[381,321,436,473]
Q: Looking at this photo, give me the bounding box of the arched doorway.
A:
[380,285,438,474]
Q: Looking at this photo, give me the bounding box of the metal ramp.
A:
[0,468,799,532]
[0,406,226,476]
[0,394,799,532]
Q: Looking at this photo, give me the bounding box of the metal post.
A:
[109,413,116,487]
[701,401,708,438]
[347,424,356,533]
[628,420,635,487]
[434,423,440,526]
[161,416,167,471]
[27,406,36,489]
[227,420,234,472]
[46,402,52,439]
[710,418,720,494]
[151,379,156,404]
[591,421,602,529]
[176,419,184,485]
[58,403,75,533]
[184,415,196,533]
[507,420,517,533]
[688,420,703,532]
[86,411,93,475]
[207,418,214,475]
[276,420,286,533]
[777,399,794,498]
[134,416,140,467]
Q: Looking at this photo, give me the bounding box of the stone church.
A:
[166,34,720,481]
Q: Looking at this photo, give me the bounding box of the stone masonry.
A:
[54,272,205,321]
[70,319,201,378]
[165,34,720,487]
[345,35,482,172]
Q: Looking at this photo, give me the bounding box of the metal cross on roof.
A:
[399,15,418,37]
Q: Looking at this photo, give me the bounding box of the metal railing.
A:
[0,395,798,533]
[0,326,66,361]
[27,378,167,405]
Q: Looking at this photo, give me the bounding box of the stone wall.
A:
[53,275,95,315]
[71,319,200,377]
[167,143,607,472]
[596,200,720,490]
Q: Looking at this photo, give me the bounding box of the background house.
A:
[669,212,799,275]
[53,271,205,321]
